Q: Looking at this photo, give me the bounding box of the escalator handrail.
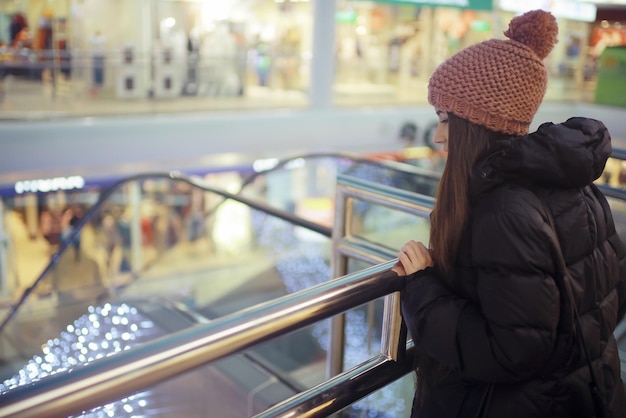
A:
[0,260,402,418]
[0,150,440,335]
[610,148,626,162]
[596,183,626,201]
[239,151,442,188]
[0,170,332,335]
[202,151,440,220]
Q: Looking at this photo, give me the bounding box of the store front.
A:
[0,0,500,106]
[498,0,598,101]
[334,0,494,102]
[0,0,70,86]
[0,0,314,101]
[0,0,615,115]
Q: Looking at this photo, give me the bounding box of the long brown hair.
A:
[429,113,502,283]
[414,112,503,403]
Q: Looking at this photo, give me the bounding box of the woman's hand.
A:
[391,240,433,276]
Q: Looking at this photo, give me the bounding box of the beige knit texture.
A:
[428,10,558,136]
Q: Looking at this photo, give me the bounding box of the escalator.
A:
[0,153,439,417]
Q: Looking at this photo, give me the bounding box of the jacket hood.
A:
[471,117,611,197]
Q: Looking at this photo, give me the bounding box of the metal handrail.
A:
[0,260,402,418]
[610,148,626,162]
[597,183,626,201]
[254,344,415,418]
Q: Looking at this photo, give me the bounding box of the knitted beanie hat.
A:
[428,10,558,136]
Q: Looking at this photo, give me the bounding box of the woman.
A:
[392,10,626,418]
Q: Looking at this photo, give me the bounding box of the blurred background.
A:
[0,0,624,117]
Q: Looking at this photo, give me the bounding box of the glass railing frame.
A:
[253,344,417,418]
[327,174,434,381]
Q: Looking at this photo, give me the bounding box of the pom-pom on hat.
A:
[427,10,558,136]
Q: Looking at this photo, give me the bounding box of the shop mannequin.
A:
[184,24,202,95]
[34,9,53,51]
[200,24,238,95]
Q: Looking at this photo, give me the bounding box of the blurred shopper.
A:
[61,207,82,261]
[398,121,417,149]
[116,210,132,272]
[253,39,271,87]
[89,30,106,95]
[34,9,53,51]
[101,212,121,277]
[392,10,626,418]
[40,208,62,249]
[186,208,204,243]
[9,13,29,49]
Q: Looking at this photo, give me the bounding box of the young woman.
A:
[392,10,626,418]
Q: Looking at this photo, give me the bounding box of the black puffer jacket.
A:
[401,117,626,418]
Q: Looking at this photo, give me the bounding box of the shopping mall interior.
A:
[0,0,625,117]
[1,0,626,417]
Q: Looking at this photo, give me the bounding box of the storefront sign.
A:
[14,176,85,194]
[575,0,626,3]
[499,0,597,22]
[365,0,493,11]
